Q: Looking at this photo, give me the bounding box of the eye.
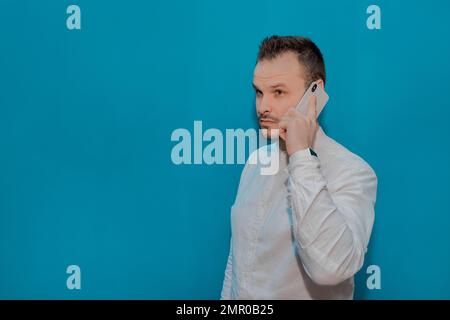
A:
[255,90,263,97]
[274,89,284,96]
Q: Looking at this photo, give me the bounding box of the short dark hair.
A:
[257,35,326,87]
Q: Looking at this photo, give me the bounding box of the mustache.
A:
[259,115,280,122]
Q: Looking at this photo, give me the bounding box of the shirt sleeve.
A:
[287,148,378,286]
[220,238,233,300]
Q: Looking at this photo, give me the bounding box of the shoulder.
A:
[240,143,273,178]
[319,133,377,188]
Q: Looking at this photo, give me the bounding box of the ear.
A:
[315,79,325,89]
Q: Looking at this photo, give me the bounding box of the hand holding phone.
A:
[277,81,329,155]
[294,81,329,117]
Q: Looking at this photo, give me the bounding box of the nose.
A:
[257,96,272,118]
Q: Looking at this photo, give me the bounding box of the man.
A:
[220,36,378,299]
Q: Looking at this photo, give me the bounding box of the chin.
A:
[260,126,280,139]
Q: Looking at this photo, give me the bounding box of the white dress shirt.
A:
[220,127,377,300]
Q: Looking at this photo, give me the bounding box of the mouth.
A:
[259,118,275,123]
[259,119,277,126]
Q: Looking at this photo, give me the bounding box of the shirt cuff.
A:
[289,148,317,163]
[288,148,320,179]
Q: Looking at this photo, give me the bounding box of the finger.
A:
[278,119,287,129]
[307,95,317,120]
[280,109,295,122]
[279,128,286,140]
[280,109,300,124]
[289,108,302,118]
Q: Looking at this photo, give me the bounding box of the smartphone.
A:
[294,81,329,118]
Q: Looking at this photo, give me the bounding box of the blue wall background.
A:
[1,0,449,299]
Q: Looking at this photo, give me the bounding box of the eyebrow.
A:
[252,83,261,91]
[252,82,288,91]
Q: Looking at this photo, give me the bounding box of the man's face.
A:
[253,51,307,137]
